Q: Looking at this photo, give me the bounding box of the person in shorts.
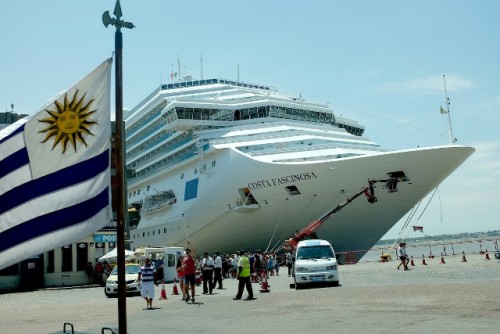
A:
[176,251,186,300]
[182,242,197,303]
[397,242,410,271]
[138,257,158,309]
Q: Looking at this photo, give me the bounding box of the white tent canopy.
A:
[98,247,135,262]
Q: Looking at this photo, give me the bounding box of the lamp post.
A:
[102,1,134,332]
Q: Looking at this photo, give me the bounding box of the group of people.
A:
[85,261,112,286]
[136,243,292,308]
[173,243,229,303]
[118,240,415,309]
[170,244,292,304]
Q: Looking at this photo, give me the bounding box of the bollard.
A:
[172,278,179,295]
[159,279,168,300]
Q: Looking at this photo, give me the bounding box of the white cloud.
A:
[380,75,474,95]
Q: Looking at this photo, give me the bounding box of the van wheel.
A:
[329,281,339,287]
[294,281,302,290]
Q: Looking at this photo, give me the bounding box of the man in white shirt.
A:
[213,251,223,289]
[201,251,214,294]
[286,251,293,276]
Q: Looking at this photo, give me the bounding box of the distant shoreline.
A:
[377,229,500,247]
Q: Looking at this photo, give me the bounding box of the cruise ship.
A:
[125,76,474,262]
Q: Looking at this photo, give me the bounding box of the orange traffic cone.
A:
[260,271,270,293]
[485,250,490,260]
[172,278,179,295]
[159,280,168,300]
[461,251,467,262]
[422,255,427,265]
[440,254,446,264]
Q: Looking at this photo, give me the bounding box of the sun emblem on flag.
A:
[38,90,97,153]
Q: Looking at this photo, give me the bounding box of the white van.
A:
[292,239,339,289]
[134,246,184,283]
[161,247,185,283]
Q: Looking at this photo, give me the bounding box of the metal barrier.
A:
[62,323,74,334]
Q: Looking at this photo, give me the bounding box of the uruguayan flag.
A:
[0,59,113,270]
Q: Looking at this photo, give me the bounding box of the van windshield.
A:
[296,245,334,259]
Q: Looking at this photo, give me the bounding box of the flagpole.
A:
[442,75,456,144]
[102,1,134,333]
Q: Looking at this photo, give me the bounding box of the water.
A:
[359,237,499,263]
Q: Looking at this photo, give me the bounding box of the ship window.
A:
[181,173,184,179]
[164,228,167,233]
[212,161,216,167]
[153,230,155,235]
[158,229,161,235]
[138,190,141,195]
[285,185,301,196]
[147,185,150,191]
[143,232,145,237]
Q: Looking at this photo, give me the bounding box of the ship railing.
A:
[128,137,194,172]
[128,151,198,184]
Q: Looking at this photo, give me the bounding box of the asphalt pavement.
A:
[1,254,499,334]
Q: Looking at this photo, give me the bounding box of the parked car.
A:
[104,263,141,297]
[495,250,500,260]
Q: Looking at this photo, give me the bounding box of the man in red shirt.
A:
[182,242,197,303]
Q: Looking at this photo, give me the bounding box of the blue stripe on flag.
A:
[0,147,29,177]
[0,149,109,215]
[0,122,25,145]
[0,188,109,253]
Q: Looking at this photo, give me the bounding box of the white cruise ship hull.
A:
[130,144,474,262]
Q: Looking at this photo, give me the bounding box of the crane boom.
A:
[282,178,396,252]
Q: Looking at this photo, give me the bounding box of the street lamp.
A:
[102,1,134,333]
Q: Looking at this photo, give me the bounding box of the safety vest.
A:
[238,255,250,277]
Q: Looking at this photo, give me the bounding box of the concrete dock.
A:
[0,253,499,334]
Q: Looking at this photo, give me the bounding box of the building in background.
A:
[0,104,28,130]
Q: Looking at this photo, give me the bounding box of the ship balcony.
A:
[141,190,177,215]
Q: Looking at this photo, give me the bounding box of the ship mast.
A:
[200,55,204,80]
[442,75,456,144]
[177,55,182,80]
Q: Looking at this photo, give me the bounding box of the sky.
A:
[1,1,499,239]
